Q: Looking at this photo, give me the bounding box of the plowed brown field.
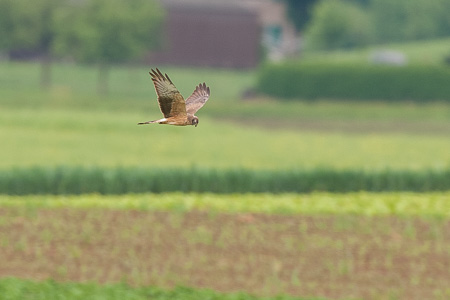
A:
[0,208,449,300]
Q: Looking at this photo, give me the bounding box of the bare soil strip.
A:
[0,208,449,300]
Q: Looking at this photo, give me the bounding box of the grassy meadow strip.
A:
[1,166,449,195]
[0,61,255,102]
[1,107,449,170]
[1,192,449,217]
[301,37,450,66]
[0,278,325,300]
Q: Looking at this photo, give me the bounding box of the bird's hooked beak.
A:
[193,117,199,127]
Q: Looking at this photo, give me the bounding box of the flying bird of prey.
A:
[138,68,210,127]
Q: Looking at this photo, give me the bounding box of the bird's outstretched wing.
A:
[185,82,210,115]
[149,68,186,118]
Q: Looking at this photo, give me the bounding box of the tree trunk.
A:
[40,53,52,89]
[97,63,109,95]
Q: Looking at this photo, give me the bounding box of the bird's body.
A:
[142,115,197,126]
[138,68,210,127]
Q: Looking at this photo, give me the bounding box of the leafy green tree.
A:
[281,0,318,32]
[305,0,374,50]
[59,0,164,94]
[0,0,14,50]
[0,0,66,88]
[346,0,371,6]
[370,0,450,43]
[281,0,372,33]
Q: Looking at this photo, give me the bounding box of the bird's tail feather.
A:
[137,118,165,125]
[138,120,157,125]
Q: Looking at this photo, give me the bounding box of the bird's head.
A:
[191,116,199,127]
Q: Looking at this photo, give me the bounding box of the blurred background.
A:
[0,0,449,172]
[0,0,450,299]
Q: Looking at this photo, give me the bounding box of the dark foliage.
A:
[281,0,317,32]
[0,166,448,195]
[257,63,450,101]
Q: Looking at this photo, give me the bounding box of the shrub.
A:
[305,0,374,50]
[257,63,450,101]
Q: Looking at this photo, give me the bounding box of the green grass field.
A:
[1,57,450,300]
[1,60,447,174]
[1,106,449,170]
[0,278,324,300]
[301,38,450,66]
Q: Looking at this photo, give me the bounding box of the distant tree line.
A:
[0,0,164,92]
[283,0,450,50]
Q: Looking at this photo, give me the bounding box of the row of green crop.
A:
[1,166,449,195]
[257,63,450,101]
[0,278,323,300]
[2,192,449,217]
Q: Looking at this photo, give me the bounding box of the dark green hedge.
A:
[257,63,450,101]
[0,166,448,195]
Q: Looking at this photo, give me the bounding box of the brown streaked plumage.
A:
[138,68,210,127]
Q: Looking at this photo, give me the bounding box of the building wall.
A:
[147,3,261,69]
